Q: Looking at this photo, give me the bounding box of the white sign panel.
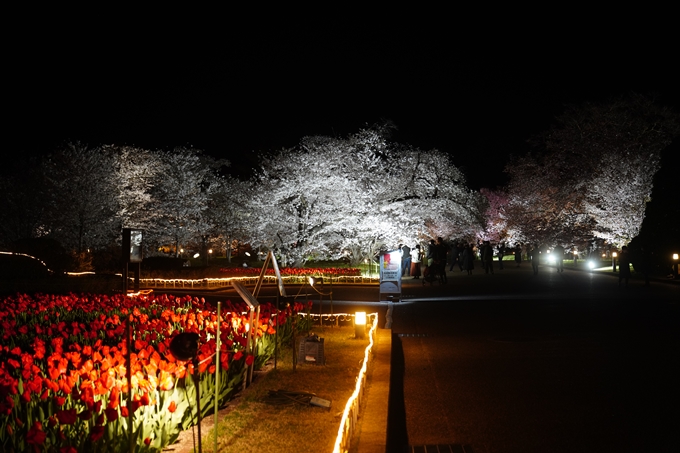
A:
[379,250,402,298]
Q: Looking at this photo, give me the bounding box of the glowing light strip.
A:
[0,251,53,273]
[333,312,379,453]
[126,289,154,297]
[137,275,379,288]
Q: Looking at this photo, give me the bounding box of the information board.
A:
[379,250,402,300]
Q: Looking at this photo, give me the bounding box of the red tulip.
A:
[56,408,78,425]
[26,421,46,446]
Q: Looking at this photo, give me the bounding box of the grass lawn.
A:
[169,326,370,453]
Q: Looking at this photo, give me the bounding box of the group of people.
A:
[398,240,563,279]
[398,238,449,284]
[448,241,481,275]
[397,239,645,288]
[398,239,482,283]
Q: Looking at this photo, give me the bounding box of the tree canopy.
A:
[247,126,482,266]
[503,93,679,248]
[2,94,677,271]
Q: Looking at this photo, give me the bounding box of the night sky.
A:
[5,21,679,190]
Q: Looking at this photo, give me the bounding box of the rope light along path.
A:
[333,312,379,453]
[0,251,54,273]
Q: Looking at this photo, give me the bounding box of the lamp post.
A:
[672,253,679,278]
[612,251,618,272]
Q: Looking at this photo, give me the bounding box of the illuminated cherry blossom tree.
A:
[205,175,253,262]
[248,125,482,266]
[42,142,119,254]
[110,145,163,233]
[150,147,227,258]
[478,188,509,243]
[505,93,679,247]
[504,152,595,246]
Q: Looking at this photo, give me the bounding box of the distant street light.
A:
[612,251,618,272]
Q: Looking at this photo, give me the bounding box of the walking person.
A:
[400,243,411,277]
[497,243,505,270]
[455,242,464,271]
[515,244,522,267]
[461,243,475,275]
[448,242,460,272]
[482,240,494,274]
[410,244,422,279]
[436,237,448,284]
[553,244,565,273]
[619,245,631,286]
[530,245,540,275]
[426,239,436,268]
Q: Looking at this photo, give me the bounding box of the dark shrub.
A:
[9,238,70,273]
[142,256,186,272]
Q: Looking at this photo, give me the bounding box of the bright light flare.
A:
[588,261,596,269]
[546,251,555,264]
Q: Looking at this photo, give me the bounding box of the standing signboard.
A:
[122,228,143,292]
[379,250,402,301]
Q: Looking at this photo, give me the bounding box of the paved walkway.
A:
[350,262,678,453]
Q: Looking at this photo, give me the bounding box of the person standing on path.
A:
[410,244,422,279]
[426,239,436,268]
[482,240,494,274]
[436,237,448,284]
[461,243,475,275]
[619,245,632,286]
[514,244,522,267]
[530,245,541,275]
[553,244,565,273]
[400,244,411,277]
[497,243,505,270]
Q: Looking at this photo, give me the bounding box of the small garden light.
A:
[354,312,366,339]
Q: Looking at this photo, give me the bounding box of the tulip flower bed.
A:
[218,267,362,279]
[0,293,309,453]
